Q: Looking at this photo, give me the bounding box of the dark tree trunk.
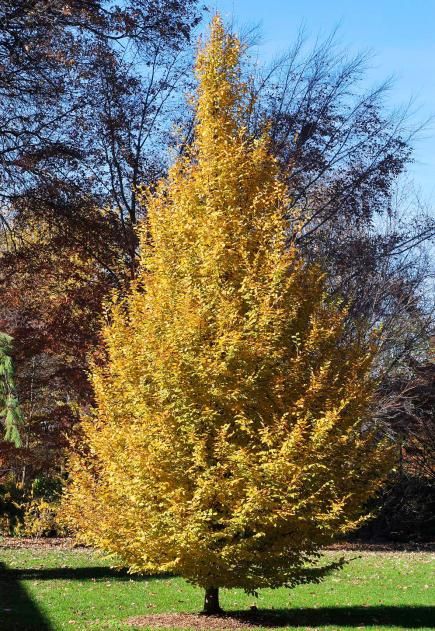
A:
[203,586,222,615]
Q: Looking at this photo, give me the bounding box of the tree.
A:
[247,32,434,372]
[357,355,435,542]
[0,333,22,447]
[0,0,200,488]
[63,17,393,614]
[0,1,200,182]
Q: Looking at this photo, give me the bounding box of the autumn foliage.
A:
[63,17,393,609]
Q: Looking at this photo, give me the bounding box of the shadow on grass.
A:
[0,562,52,631]
[1,565,166,581]
[229,606,435,628]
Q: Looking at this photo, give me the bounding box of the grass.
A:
[0,544,434,630]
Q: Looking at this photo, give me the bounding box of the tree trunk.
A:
[203,586,222,615]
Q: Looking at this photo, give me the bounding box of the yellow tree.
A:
[63,17,392,614]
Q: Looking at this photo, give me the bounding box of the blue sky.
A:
[210,0,434,200]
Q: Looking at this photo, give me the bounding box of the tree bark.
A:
[203,586,222,615]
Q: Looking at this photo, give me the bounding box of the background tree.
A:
[358,354,435,541]
[0,0,200,493]
[244,32,435,371]
[63,18,393,613]
[0,333,22,447]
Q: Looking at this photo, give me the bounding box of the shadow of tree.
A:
[0,562,52,631]
[229,605,435,628]
[2,565,164,582]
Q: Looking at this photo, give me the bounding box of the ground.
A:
[0,539,434,630]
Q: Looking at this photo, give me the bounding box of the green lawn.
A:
[0,544,434,630]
